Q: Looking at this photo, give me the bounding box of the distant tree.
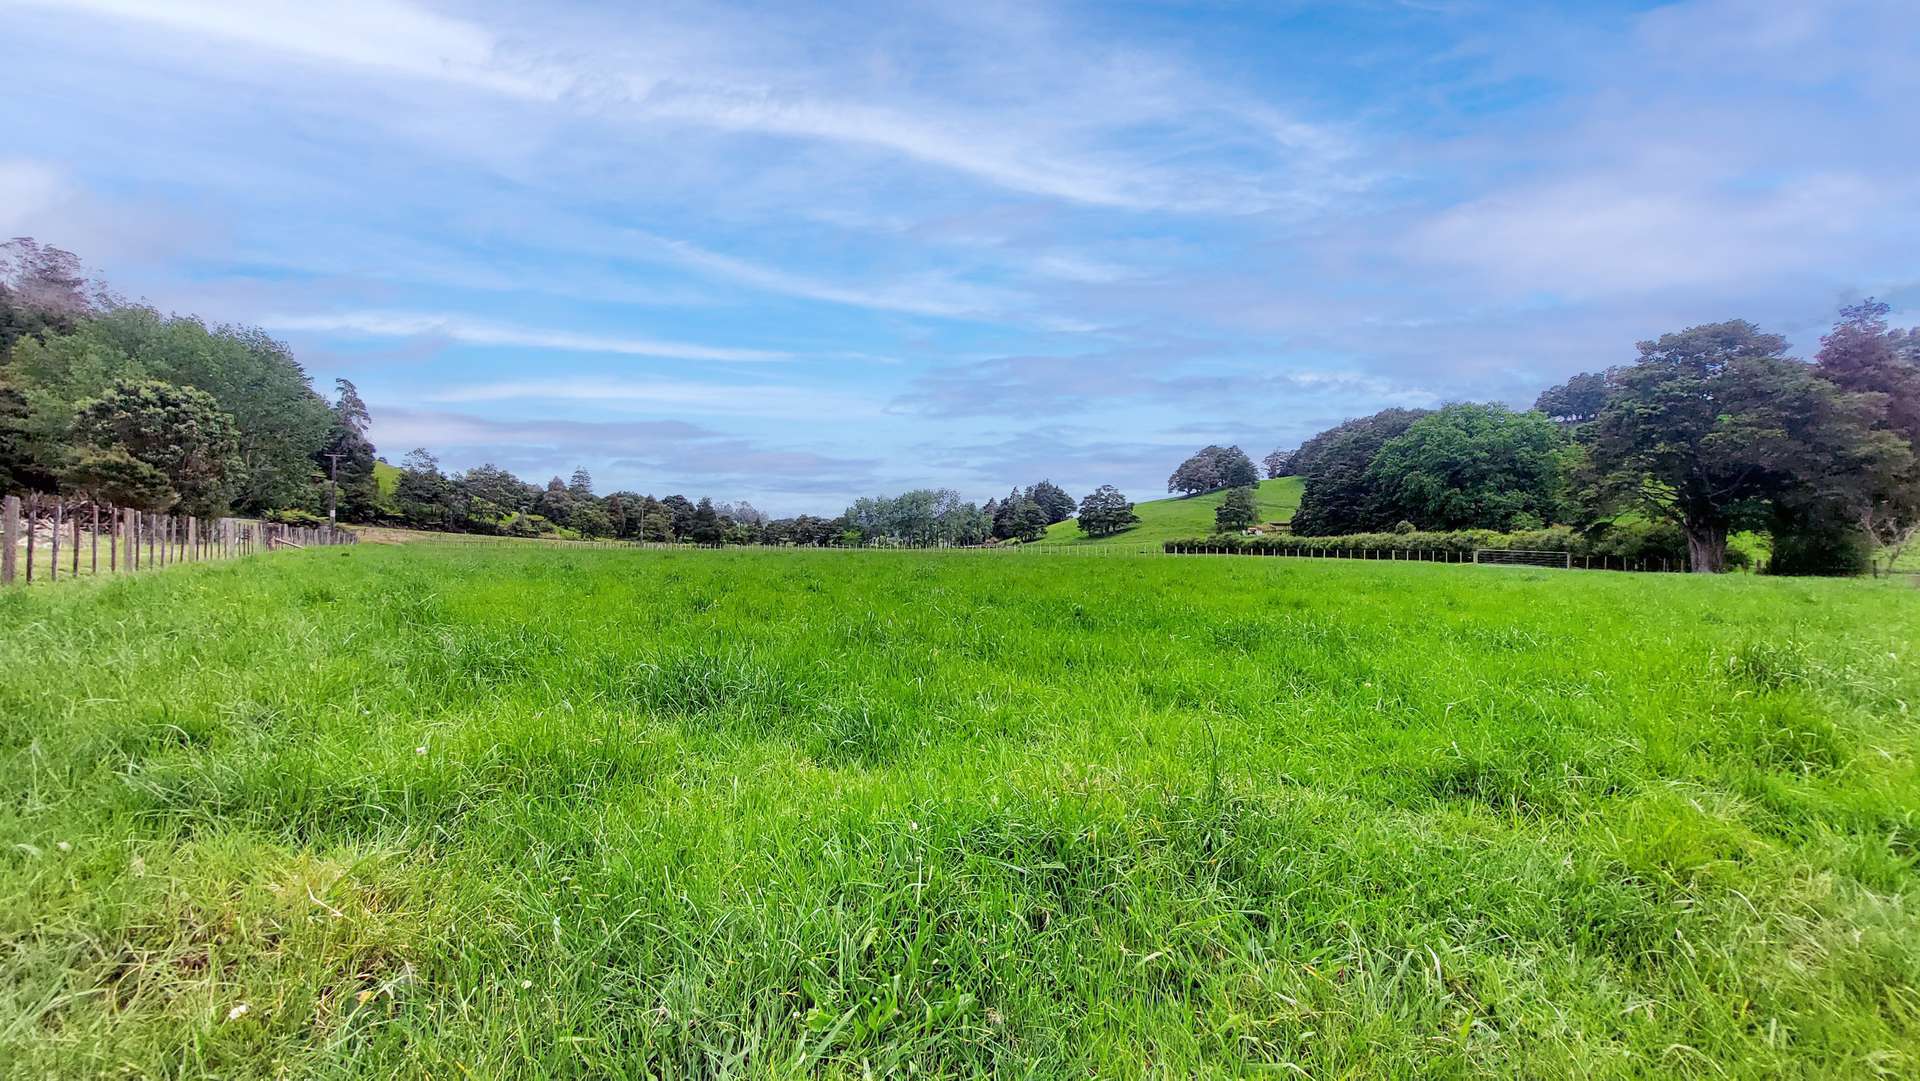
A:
[1806,299,1920,575]
[316,378,378,521]
[568,467,594,500]
[571,501,613,538]
[661,494,695,538]
[1007,498,1048,542]
[1262,448,1294,479]
[458,464,534,513]
[534,481,575,527]
[689,497,724,544]
[1288,408,1430,535]
[1533,372,1610,427]
[1168,451,1222,495]
[639,506,674,542]
[1589,320,1905,572]
[1076,485,1138,536]
[1215,485,1258,532]
[1363,403,1569,530]
[69,379,241,515]
[716,500,768,526]
[0,238,93,351]
[394,447,458,529]
[1168,444,1256,495]
[1025,480,1076,524]
[1219,446,1259,488]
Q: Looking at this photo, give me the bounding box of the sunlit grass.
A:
[1036,476,1302,547]
[2,544,1916,1077]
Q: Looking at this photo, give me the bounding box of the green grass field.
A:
[1036,477,1302,546]
[3,545,1917,1077]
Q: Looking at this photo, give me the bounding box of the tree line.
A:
[8,238,1912,571]
[1246,309,1918,574]
[0,239,791,543]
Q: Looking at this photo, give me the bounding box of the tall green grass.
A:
[2,545,1916,1077]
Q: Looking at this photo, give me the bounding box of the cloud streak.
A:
[267,311,787,362]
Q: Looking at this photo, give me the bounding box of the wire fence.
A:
[1159,541,1689,572]
[1,491,355,587]
[380,530,1696,570]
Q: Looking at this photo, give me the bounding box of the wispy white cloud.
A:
[25,0,557,98]
[632,232,1013,318]
[19,0,1356,213]
[267,311,786,362]
[429,377,882,418]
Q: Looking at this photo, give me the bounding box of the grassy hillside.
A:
[4,545,1916,1076]
[372,459,400,498]
[1036,475,1303,546]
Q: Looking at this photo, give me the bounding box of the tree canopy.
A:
[1076,485,1138,536]
[1363,403,1567,531]
[1168,445,1257,495]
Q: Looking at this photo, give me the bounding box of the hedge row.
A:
[1164,521,1705,563]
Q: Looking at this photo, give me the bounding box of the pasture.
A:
[1035,476,1302,546]
[2,544,1916,1078]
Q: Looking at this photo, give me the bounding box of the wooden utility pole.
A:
[325,452,345,528]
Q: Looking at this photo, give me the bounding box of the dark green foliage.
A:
[58,446,175,510]
[1363,403,1568,531]
[69,379,242,514]
[1767,510,1871,576]
[1533,372,1609,427]
[455,464,534,515]
[1214,485,1258,532]
[316,379,379,522]
[662,494,696,538]
[393,448,459,530]
[689,497,725,544]
[1075,484,1138,536]
[1809,300,1920,575]
[990,489,1048,542]
[1025,479,1075,524]
[1289,408,1429,535]
[1166,521,1691,563]
[570,501,614,539]
[1167,444,1258,495]
[1589,320,1906,572]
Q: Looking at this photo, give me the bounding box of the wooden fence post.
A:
[1,494,17,585]
[90,503,98,575]
[188,517,198,562]
[26,492,38,583]
[108,505,117,572]
[50,497,61,581]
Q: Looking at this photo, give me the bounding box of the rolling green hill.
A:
[1034,476,1302,546]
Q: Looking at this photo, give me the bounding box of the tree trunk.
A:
[1685,519,1727,573]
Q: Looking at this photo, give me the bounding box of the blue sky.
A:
[3,0,1916,514]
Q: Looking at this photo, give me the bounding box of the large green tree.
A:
[1363,403,1568,531]
[1807,300,1920,575]
[1214,485,1259,532]
[1589,320,1902,573]
[68,379,242,514]
[1288,408,1430,536]
[1075,485,1138,537]
[1026,480,1075,524]
[1168,445,1257,495]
